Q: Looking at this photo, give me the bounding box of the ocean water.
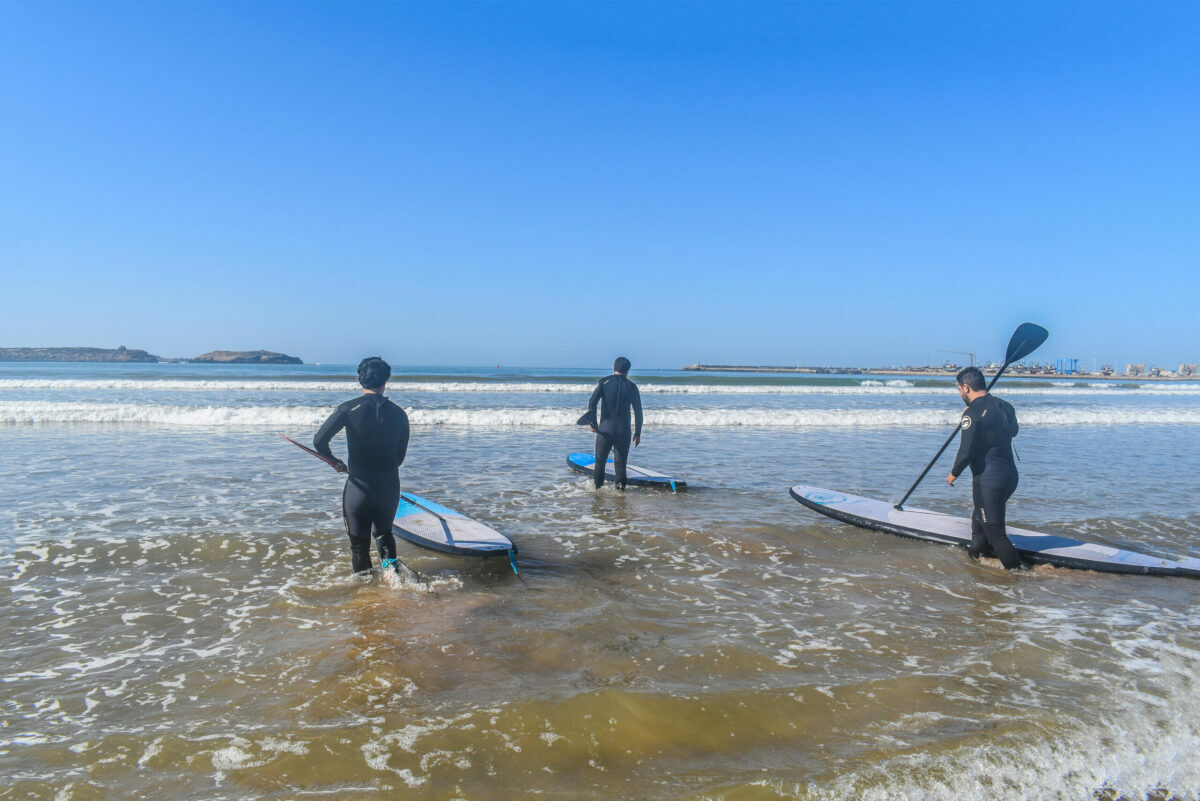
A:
[1,362,1198,800]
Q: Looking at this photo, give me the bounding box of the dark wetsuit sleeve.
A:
[1004,400,1019,437]
[632,385,643,438]
[950,410,975,478]
[313,406,347,460]
[588,381,603,418]
[395,410,410,466]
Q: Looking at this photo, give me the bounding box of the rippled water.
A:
[2,364,1198,800]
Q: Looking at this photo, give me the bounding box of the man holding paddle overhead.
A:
[946,366,1022,569]
[314,357,410,575]
[586,356,643,490]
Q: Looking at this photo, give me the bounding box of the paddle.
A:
[280,434,346,472]
[893,322,1048,510]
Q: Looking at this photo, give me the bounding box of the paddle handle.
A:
[893,363,1010,510]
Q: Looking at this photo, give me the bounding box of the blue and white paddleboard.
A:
[790,485,1200,579]
[393,492,517,570]
[567,453,687,492]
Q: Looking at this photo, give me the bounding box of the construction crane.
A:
[936,347,974,366]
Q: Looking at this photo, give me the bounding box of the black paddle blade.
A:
[1004,323,1049,365]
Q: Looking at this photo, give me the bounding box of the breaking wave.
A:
[3,379,1199,396]
[5,402,1200,428]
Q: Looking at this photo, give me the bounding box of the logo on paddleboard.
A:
[960,416,972,430]
[806,491,847,505]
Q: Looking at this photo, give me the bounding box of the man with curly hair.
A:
[314,357,410,575]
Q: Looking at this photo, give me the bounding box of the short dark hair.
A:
[357,356,391,389]
[613,356,631,375]
[956,366,985,392]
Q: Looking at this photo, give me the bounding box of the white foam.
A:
[4,401,1200,429]
[3,378,1198,396]
[211,743,265,771]
[861,379,916,388]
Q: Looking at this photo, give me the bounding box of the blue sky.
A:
[1,2,1197,368]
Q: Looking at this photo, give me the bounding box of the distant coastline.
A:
[682,364,1200,381]
[0,346,302,364]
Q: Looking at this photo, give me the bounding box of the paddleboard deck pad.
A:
[567,453,686,492]
[790,485,1200,578]
[393,492,516,563]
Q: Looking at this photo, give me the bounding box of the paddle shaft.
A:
[893,363,1011,510]
[281,434,343,470]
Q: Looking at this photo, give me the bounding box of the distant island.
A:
[190,350,302,365]
[0,346,303,364]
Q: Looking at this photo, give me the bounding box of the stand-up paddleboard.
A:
[790,485,1200,579]
[566,453,687,492]
[394,492,519,574]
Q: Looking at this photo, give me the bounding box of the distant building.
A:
[1179,364,1198,376]
[1127,363,1146,376]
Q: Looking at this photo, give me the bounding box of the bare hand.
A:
[589,425,598,433]
[335,460,349,474]
[633,435,640,447]
[946,473,956,486]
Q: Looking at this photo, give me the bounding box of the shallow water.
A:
[2,365,1198,799]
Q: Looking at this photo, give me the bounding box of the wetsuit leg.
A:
[611,430,632,488]
[342,479,376,574]
[967,477,992,559]
[980,464,1021,569]
[370,483,400,562]
[594,433,614,489]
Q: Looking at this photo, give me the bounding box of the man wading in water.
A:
[586,356,643,490]
[314,357,410,575]
[946,366,1023,569]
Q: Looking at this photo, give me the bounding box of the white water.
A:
[4,378,1200,395]
[3,362,1198,801]
[4,400,1200,428]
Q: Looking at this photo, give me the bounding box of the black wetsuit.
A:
[587,374,643,488]
[950,393,1021,569]
[314,394,410,574]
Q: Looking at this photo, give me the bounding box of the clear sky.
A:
[1,2,1197,369]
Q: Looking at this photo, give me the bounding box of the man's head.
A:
[955,366,985,402]
[358,356,391,391]
[613,356,631,375]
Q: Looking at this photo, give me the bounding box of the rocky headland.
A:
[0,346,303,364]
[0,346,159,362]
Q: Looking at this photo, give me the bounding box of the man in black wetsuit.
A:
[587,356,644,490]
[946,366,1022,569]
[314,357,410,575]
